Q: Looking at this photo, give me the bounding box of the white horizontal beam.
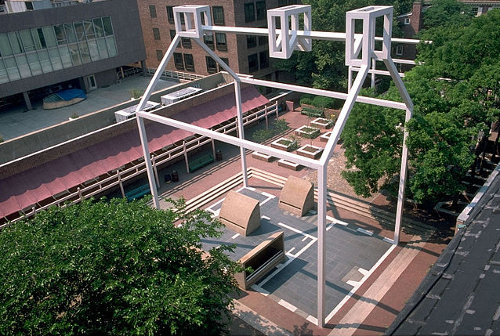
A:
[352,67,405,77]
[136,111,323,170]
[239,77,407,110]
[203,25,421,45]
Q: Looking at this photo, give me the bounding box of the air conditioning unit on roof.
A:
[161,87,203,106]
[114,101,159,123]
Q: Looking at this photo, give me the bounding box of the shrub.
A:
[299,94,314,105]
[312,96,335,109]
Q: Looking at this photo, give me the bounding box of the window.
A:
[203,33,214,50]
[404,17,410,25]
[247,35,257,48]
[212,6,225,25]
[248,53,258,72]
[170,30,176,42]
[181,37,191,48]
[173,52,184,70]
[395,45,404,56]
[259,50,269,69]
[258,36,268,46]
[149,5,157,18]
[244,3,255,22]
[256,1,266,20]
[25,1,33,10]
[166,6,174,23]
[153,28,160,40]
[219,57,229,71]
[206,56,217,73]
[215,33,227,51]
[184,53,194,71]
[156,49,163,61]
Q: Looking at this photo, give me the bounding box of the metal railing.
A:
[2,101,279,226]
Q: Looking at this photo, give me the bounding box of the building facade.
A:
[137,0,298,79]
[0,0,146,109]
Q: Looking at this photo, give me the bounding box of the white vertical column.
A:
[371,58,376,89]
[317,164,327,327]
[394,107,411,245]
[234,80,249,187]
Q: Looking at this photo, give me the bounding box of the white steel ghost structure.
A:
[134,4,415,327]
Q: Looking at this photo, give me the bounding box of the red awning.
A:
[0,86,268,218]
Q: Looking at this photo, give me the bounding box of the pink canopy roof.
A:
[0,86,268,218]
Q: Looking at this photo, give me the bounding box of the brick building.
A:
[137,0,298,79]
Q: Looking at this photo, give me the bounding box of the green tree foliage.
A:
[341,7,500,203]
[274,0,413,89]
[0,198,241,335]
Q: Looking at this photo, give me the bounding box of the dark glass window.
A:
[166,6,174,23]
[203,33,214,50]
[215,33,227,51]
[256,1,266,20]
[170,30,176,41]
[173,52,184,70]
[156,49,163,61]
[181,37,191,48]
[258,35,268,46]
[248,53,258,72]
[25,1,33,10]
[206,56,217,73]
[219,57,229,71]
[184,53,195,71]
[259,50,269,69]
[244,3,255,22]
[247,35,257,48]
[212,6,225,25]
[153,28,160,40]
[149,5,157,18]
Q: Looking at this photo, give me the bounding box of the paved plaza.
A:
[203,186,394,325]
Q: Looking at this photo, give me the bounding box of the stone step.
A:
[251,167,434,236]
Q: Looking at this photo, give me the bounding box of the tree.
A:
[341,7,500,204]
[0,198,241,335]
[274,0,413,89]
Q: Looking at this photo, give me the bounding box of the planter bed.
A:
[252,151,273,162]
[311,117,333,129]
[270,137,297,151]
[320,131,332,142]
[295,125,321,139]
[278,159,301,171]
[297,144,324,159]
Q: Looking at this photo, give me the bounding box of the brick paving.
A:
[155,110,452,335]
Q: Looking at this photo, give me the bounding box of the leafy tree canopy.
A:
[274,0,414,89]
[0,198,241,335]
[341,6,500,203]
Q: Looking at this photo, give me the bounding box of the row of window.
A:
[248,51,269,72]
[156,50,231,75]
[154,28,228,52]
[247,35,268,49]
[244,1,267,23]
[0,17,113,57]
[0,17,117,84]
[149,5,226,26]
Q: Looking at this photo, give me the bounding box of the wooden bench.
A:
[125,184,150,201]
[189,152,214,172]
[235,231,286,289]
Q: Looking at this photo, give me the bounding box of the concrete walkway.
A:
[0,76,177,140]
